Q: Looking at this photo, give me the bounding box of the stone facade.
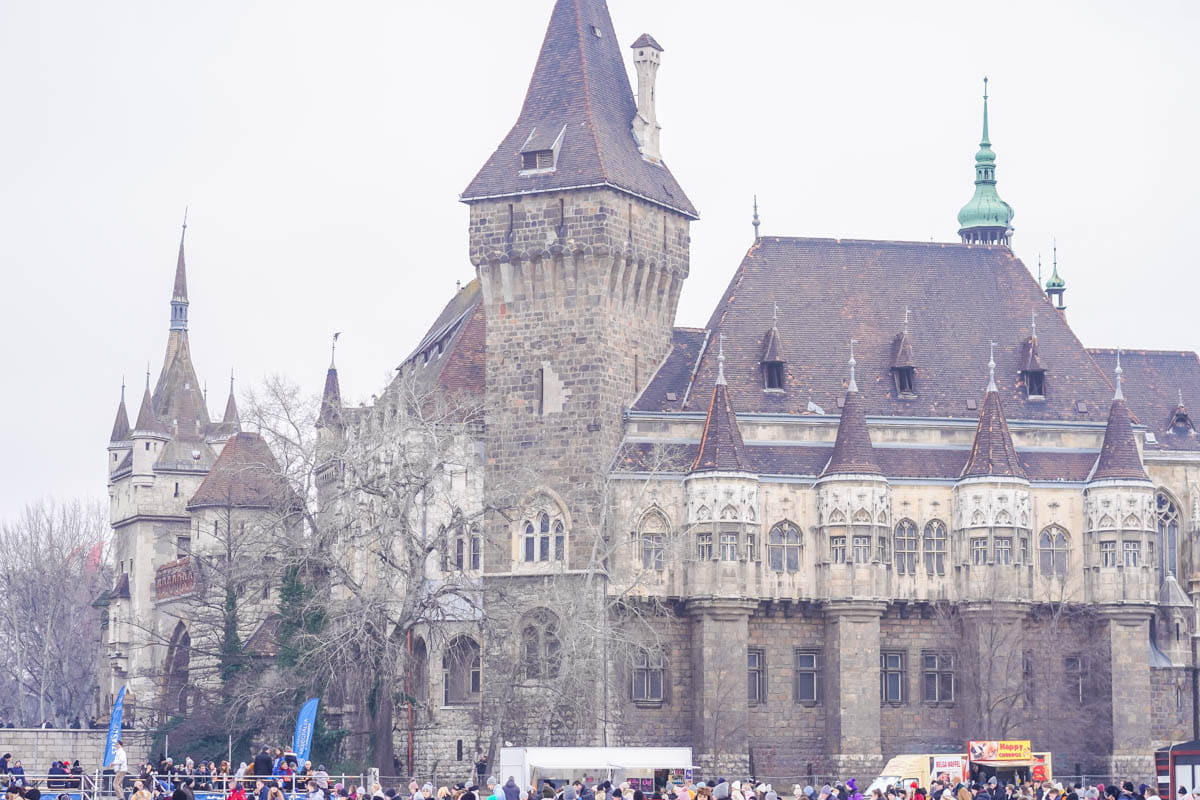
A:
[0,728,152,771]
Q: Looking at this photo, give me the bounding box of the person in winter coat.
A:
[505,779,521,800]
[228,784,248,800]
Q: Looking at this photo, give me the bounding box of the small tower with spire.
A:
[171,211,189,331]
[1045,240,1067,311]
[957,78,1015,246]
[752,196,761,243]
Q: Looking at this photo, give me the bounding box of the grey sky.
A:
[1,0,1197,519]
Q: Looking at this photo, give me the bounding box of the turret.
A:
[1045,242,1067,311]
[957,78,1014,246]
[630,33,664,163]
[108,381,132,477]
[816,344,891,598]
[130,376,168,483]
[955,345,1031,600]
[1084,352,1156,604]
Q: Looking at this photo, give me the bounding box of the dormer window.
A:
[1169,405,1194,434]
[1023,369,1046,399]
[519,125,566,175]
[893,366,916,397]
[521,150,554,171]
[763,361,784,390]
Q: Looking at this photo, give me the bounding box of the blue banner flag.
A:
[292,697,319,763]
[102,686,127,767]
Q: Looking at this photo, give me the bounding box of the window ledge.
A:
[923,701,956,708]
[881,700,905,707]
[896,392,918,401]
[518,167,556,177]
[440,702,479,711]
[1026,395,1046,402]
[631,699,666,709]
[794,700,820,708]
[763,387,786,394]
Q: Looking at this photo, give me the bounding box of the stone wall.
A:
[0,728,152,772]
[1151,666,1193,746]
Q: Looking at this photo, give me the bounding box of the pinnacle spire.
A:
[848,339,858,393]
[222,369,240,429]
[1091,358,1149,482]
[961,347,1026,480]
[716,333,727,385]
[170,211,189,331]
[133,373,165,435]
[752,196,760,242]
[987,340,998,393]
[980,76,990,146]
[691,371,751,473]
[318,341,344,430]
[109,379,131,442]
[823,371,880,477]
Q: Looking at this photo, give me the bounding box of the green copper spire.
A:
[957,77,1014,246]
[1045,239,1067,310]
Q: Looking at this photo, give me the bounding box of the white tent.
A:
[499,747,694,790]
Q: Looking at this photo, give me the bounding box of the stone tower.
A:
[461,0,697,572]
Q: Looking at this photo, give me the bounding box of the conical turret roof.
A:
[961,389,1027,480]
[133,381,166,436]
[318,366,344,429]
[461,0,696,218]
[691,381,752,473]
[822,378,881,477]
[110,386,131,442]
[1092,396,1149,481]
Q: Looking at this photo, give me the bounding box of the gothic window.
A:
[518,498,567,566]
[163,622,191,716]
[447,520,481,571]
[894,520,918,575]
[1022,650,1035,706]
[1100,540,1117,568]
[1063,654,1084,704]
[719,532,739,561]
[921,652,954,704]
[410,637,429,705]
[880,651,906,704]
[554,519,565,561]
[994,537,1012,565]
[642,533,664,570]
[794,649,821,705]
[768,521,802,573]
[523,522,536,563]
[442,636,481,705]
[830,535,847,564]
[697,532,713,561]
[877,532,890,563]
[1123,539,1141,567]
[470,526,482,571]
[631,647,665,704]
[1039,526,1070,576]
[1157,492,1180,576]
[923,520,947,576]
[747,648,766,705]
[522,609,561,681]
[745,530,758,562]
[538,512,551,561]
[1018,535,1030,565]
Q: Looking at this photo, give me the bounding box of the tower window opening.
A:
[536,368,545,415]
[521,150,554,171]
[894,366,915,396]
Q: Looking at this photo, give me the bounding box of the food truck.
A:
[869,743,1052,794]
[498,747,694,793]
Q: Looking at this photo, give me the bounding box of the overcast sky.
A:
[1,0,1197,520]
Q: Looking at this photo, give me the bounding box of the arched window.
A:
[638,511,669,571]
[923,520,947,576]
[447,520,481,572]
[522,521,536,563]
[470,525,483,571]
[409,636,429,705]
[1157,492,1180,576]
[519,498,567,565]
[163,622,191,716]
[1039,526,1069,577]
[538,512,551,561]
[522,609,561,681]
[554,519,565,561]
[767,521,801,573]
[442,636,481,705]
[894,519,918,575]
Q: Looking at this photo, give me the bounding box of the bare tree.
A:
[0,499,110,726]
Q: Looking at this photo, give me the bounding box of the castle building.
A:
[105,0,1200,783]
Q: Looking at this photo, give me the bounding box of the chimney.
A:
[630,33,664,163]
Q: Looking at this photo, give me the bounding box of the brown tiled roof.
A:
[1091,396,1151,482]
[153,332,211,434]
[460,0,697,219]
[891,331,915,370]
[110,392,131,442]
[691,382,751,472]
[822,387,882,476]
[317,367,343,429]
[188,431,292,509]
[1089,348,1200,451]
[761,326,786,363]
[397,280,486,399]
[112,572,131,600]
[617,441,1098,482]
[636,328,707,410]
[244,614,282,658]
[133,384,166,435]
[961,390,1027,479]
[638,238,1115,419]
[630,33,663,51]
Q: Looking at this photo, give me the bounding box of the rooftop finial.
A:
[716,332,727,385]
[752,195,761,243]
[330,331,341,369]
[121,375,126,402]
[170,210,190,329]
[987,340,997,392]
[848,339,858,393]
[772,301,779,330]
[981,76,990,145]
[1114,348,1124,401]
[230,367,235,395]
[903,306,911,335]
[1037,254,1043,287]
[1031,311,1037,339]
[1180,388,1185,407]
[203,379,208,403]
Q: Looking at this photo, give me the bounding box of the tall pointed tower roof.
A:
[957,78,1014,245]
[1092,353,1151,482]
[822,345,882,476]
[461,0,697,219]
[691,337,751,472]
[961,346,1027,479]
[109,382,131,442]
[154,218,211,433]
[317,334,344,430]
[133,376,167,436]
